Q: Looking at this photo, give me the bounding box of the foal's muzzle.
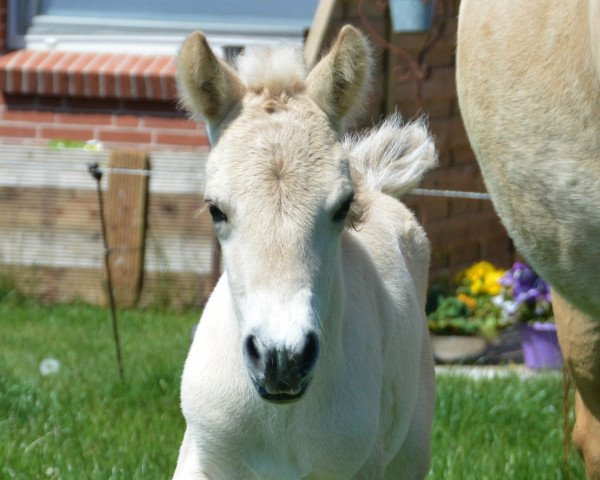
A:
[243,332,320,404]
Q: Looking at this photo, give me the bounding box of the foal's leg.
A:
[553,291,600,479]
[384,334,435,480]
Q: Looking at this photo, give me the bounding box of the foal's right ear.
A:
[178,32,246,140]
[306,25,371,126]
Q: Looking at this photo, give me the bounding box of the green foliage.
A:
[428,261,510,339]
[428,296,480,335]
[47,139,88,149]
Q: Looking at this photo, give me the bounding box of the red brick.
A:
[21,50,49,92]
[144,75,162,99]
[450,146,476,166]
[448,239,481,266]
[162,76,178,101]
[129,56,156,98]
[413,196,449,222]
[144,56,172,96]
[0,109,55,123]
[6,51,37,93]
[143,116,198,130]
[97,128,152,143]
[425,215,469,246]
[448,198,470,216]
[99,55,128,97]
[466,211,505,239]
[36,51,67,92]
[429,117,449,148]
[479,234,513,262]
[430,246,449,270]
[448,116,470,149]
[0,124,37,137]
[56,112,112,126]
[155,131,209,147]
[121,99,178,115]
[159,59,177,99]
[115,55,141,98]
[39,125,95,141]
[40,73,55,97]
[83,53,113,97]
[113,115,140,127]
[68,53,98,96]
[437,150,452,168]
[421,66,456,101]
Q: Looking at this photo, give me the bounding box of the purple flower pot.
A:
[518,322,563,369]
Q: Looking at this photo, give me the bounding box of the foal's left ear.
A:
[305,25,371,125]
[178,31,246,140]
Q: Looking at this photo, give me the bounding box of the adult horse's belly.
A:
[456,0,600,319]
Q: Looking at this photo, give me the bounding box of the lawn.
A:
[0,299,585,479]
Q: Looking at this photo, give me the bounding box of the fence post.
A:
[105,151,150,308]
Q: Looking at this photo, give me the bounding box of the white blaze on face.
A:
[242,287,317,354]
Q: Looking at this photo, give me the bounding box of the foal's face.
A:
[205,97,356,403]
[178,23,371,404]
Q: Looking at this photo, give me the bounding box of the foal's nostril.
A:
[299,332,320,377]
[244,335,261,366]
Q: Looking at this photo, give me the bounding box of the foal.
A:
[174,26,437,480]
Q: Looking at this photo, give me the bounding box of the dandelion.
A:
[39,358,61,376]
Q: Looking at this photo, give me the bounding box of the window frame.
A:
[7,0,308,55]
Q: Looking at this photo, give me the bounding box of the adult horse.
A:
[173,26,437,479]
[457,1,600,477]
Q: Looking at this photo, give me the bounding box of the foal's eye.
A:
[208,204,228,223]
[333,195,354,223]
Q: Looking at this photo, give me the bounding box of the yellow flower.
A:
[465,261,495,283]
[470,278,484,295]
[462,261,505,296]
[483,269,504,296]
[457,293,477,310]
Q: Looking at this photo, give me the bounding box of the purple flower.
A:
[498,261,553,322]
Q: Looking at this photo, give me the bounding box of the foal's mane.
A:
[235,46,307,97]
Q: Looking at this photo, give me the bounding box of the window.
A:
[8,0,318,55]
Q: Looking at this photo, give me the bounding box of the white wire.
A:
[411,188,492,200]
[1,161,491,200]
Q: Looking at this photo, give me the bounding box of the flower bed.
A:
[427,260,560,367]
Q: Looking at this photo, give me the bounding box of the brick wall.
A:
[0,7,207,152]
[324,0,515,280]
[0,93,208,150]
[0,0,515,291]
[394,0,515,279]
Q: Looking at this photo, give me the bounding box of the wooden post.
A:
[304,0,338,66]
[105,151,150,308]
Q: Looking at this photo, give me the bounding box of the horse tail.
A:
[344,113,437,199]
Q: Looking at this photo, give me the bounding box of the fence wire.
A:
[0,145,211,307]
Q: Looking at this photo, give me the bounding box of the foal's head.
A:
[178,26,370,404]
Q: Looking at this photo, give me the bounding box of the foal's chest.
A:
[229,399,379,479]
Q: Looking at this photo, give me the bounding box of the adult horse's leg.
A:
[553,291,600,478]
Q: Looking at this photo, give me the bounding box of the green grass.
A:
[0,300,586,479]
[0,299,199,479]
[429,373,584,479]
